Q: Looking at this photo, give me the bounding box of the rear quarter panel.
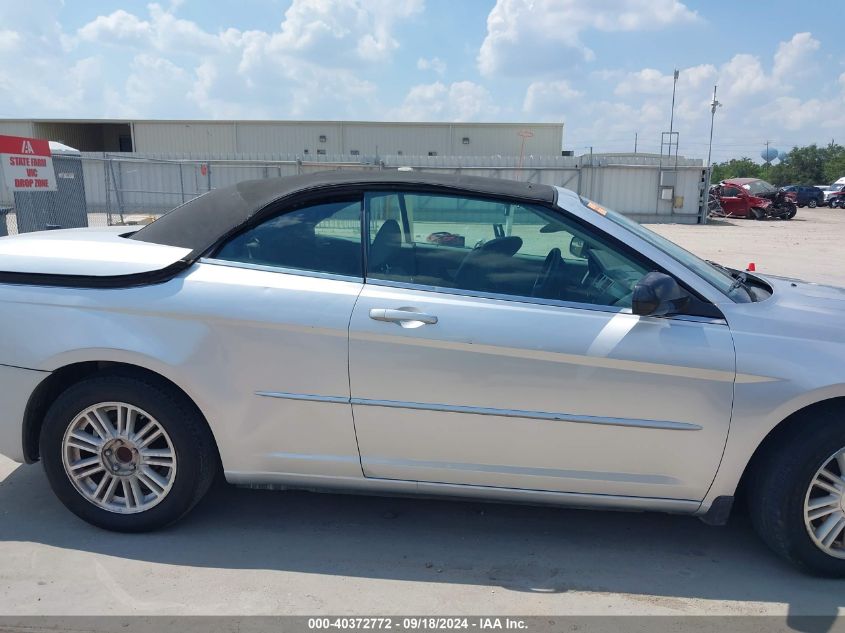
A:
[0,262,364,477]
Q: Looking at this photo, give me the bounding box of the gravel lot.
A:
[1,206,844,620]
[648,206,845,287]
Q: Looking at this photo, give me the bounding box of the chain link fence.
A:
[0,152,708,235]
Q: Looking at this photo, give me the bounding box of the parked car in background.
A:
[824,183,845,206]
[714,178,797,219]
[828,189,845,208]
[781,185,824,208]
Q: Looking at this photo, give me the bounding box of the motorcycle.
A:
[707,185,729,218]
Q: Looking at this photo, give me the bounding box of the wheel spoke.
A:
[116,406,127,436]
[69,456,104,480]
[66,430,102,453]
[807,495,842,521]
[836,452,845,478]
[125,408,138,437]
[129,477,145,507]
[818,516,845,548]
[87,409,116,440]
[819,467,845,486]
[140,448,174,468]
[93,474,119,504]
[137,427,163,449]
[122,479,135,509]
[812,475,843,496]
[138,467,166,495]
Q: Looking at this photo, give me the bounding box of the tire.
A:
[748,406,845,576]
[809,199,818,208]
[40,372,218,532]
[751,207,766,220]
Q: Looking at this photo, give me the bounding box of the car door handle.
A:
[369,308,438,325]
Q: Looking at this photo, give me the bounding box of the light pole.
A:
[706,84,722,172]
[669,69,680,137]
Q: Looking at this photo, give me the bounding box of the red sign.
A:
[0,134,57,192]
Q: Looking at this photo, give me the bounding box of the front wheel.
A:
[748,407,845,576]
[40,373,218,532]
[808,199,818,208]
[750,207,766,220]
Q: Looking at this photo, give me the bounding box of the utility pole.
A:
[706,85,721,172]
[669,69,680,138]
[764,139,772,177]
[634,132,638,154]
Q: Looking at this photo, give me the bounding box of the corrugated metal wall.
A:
[128,121,564,157]
[0,121,35,137]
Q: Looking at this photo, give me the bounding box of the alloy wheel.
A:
[804,447,845,559]
[61,402,177,514]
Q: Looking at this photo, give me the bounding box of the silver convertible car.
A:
[0,171,844,576]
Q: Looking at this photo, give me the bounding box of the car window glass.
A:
[214,199,362,277]
[364,191,650,309]
[722,187,741,196]
[368,193,408,245]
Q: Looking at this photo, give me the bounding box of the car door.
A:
[193,196,365,479]
[348,190,735,501]
[720,185,747,216]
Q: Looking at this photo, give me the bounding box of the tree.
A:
[710,158,762,183]
[711,143,845,186]
[822,143,845,184]
[776,144,826,185]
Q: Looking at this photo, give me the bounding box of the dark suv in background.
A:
[781,185,825,207]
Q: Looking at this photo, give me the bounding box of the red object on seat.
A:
[747,262,756,272]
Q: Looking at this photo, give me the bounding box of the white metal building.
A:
[0,119,564,157]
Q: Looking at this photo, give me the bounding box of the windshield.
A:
[579,196,739,297]
[742,180,777,195]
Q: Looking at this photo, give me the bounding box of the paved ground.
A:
[648,206,845,287]
[1,206,844,620]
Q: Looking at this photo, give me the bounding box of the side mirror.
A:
[569,236,586,258]
[632,272,691,317]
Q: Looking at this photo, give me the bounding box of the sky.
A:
[0,0,843,162]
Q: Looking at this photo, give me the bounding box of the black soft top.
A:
[131,170,557,256]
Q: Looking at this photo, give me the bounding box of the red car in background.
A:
[713,178,797,220]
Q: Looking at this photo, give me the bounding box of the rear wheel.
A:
[40,373,217,532]
[748,407,845,576]
[808,199,818,208]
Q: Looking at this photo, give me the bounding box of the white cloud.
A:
[393,81,499,121]
[254,0,423,64]
[772,32,820,81]
[0,29,22,51]
[717,53,769,101]
[614,64,716,96]
[417,56,446,75]
[478,0,699,76]
[758,94,845,132]
[523,80,583,114]
[65,0,419,118]
[75,4,222,53]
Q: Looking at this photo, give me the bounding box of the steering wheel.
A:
[532,248,563,298]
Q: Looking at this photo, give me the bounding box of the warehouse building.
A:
[0,119,564,157]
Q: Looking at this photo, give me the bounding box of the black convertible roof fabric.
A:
[131,170,557,255]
